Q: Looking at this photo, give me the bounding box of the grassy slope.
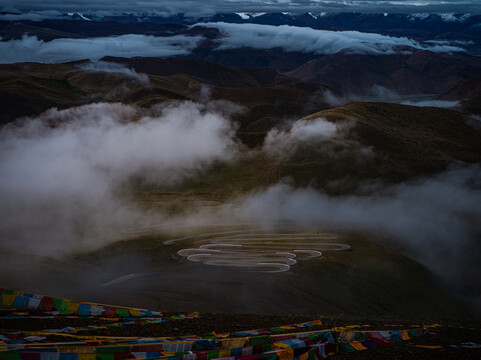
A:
[147,102,481,197]
[1,62,479,318]
[0,64,87,124]
[300,102,481,173]
[0,62,333,133]
[462,92,481,115]
[1,228,467,317]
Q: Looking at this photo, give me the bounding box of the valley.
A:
[1,7,481,358]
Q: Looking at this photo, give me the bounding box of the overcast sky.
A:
[1,0,480,15]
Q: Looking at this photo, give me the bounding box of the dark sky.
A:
[2,0,480,15]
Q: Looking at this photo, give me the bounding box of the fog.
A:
[0,9,63,21]
[233,165,481,307]
[1,98,480,311]
[77,61,150,84]
[0,34,202,64]
[316,87,462,108]
[0,102,239,255]
[262,117,352,159]
[0,20,469,64]
[400,100,460,108]
[198,22,466,55]
[3,102,478,275]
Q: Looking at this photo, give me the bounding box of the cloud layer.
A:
[199,22,466,55]
[0,102,239,255]
[0,34,202,64]
[262,117,349,159]
[78,61,150,83]
[400,99,459,108]
[234,165,481,307]
[0,9,64,21]
[0,21,466,64]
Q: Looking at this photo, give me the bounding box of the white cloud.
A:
[196,22,466,55]
[77,61,150,84]
[438,13,470,22]
[0,9,63,21]
[0,34,202,64]
[400,99,459,108]
[237,169,481,249]
[425,39,475,46]
[0,102,239,255]
[263,117,347,159]
[235,165,481,307]
[0,14,472,65]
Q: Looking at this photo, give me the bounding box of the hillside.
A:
[187,102,481,196]
[284,51,481,95]
[1,59,481,325]
[461,93,481,115]
[99,56,294,88]
[0,228,469,317]
[439,76,481,115]
[300,102,481,175]
[440,76,481,100]
[1,61,480,190]
[1,9,481,360]
[0,60,335,126]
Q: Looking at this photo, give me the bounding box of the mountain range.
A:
[2,11,480,50]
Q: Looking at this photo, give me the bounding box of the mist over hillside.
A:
[1,2,481,325]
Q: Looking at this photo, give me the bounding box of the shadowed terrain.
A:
[0,55,480,320]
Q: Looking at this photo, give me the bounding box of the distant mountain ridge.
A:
[284,50,481,95]
[0,58,336,129]
[60,11,481,31]
[1,12,480,47]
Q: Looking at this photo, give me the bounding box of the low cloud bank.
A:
[400,99,459,108]
[197,22,466,55]
[425,39,475,46]
[236,167,481,252]
[0,20,469,64]
[77,61,150,84]
[0,9,63,21]
[0,34,202,64]
[1,96,480,309]
[0,102,239,255]
[317,87,463,109]
[263,117,351,159]
[234,165,481,307]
